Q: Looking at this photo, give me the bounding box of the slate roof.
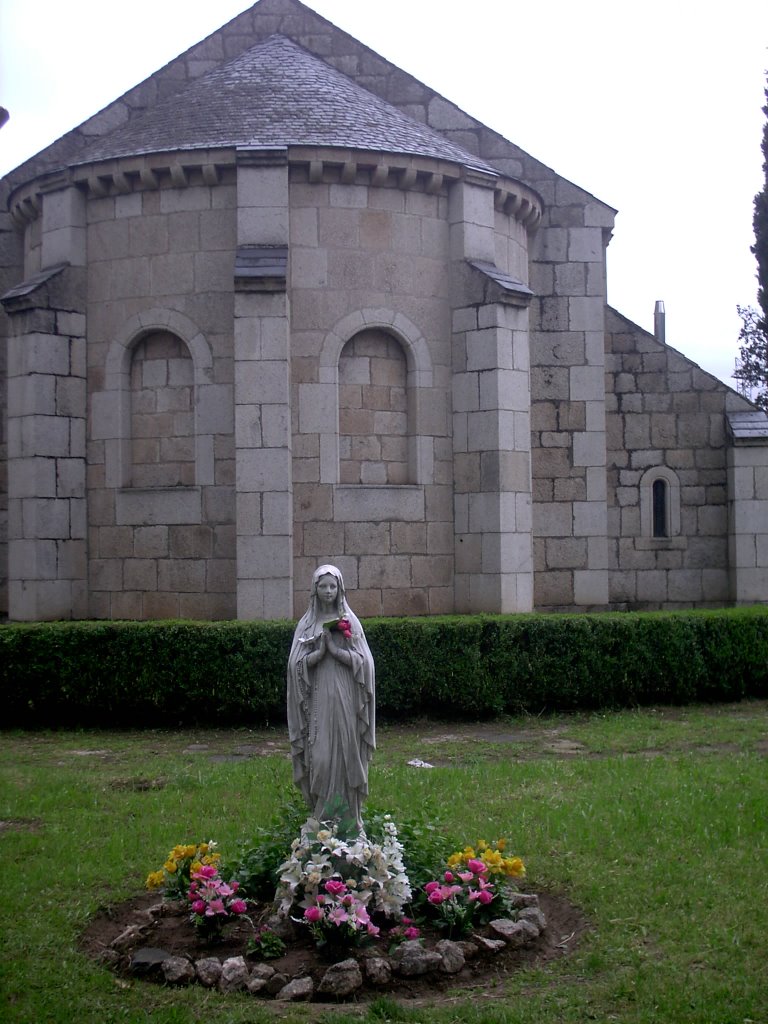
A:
[727,410,768,441]
[73,34,496,173]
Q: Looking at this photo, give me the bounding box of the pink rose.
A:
[404,926,420,939]
[444,871,454,882]
[304,905,323,923]
[424,881,440,894]
[467,858,486,874]
[458,871,474,883]
[230,899,247,914]
[191,899,206,914]
[195,864,218,880]
[428,889,444,905]
[367,922,381,937]
[208,898,226,916]
[324,879,347,897]
[477,889,493,905]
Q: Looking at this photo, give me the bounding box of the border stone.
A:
[195,957,222,987]
[219,955,250,992]
[317,958,363,996]
[161,956,196,985]
[275,975,315,1001]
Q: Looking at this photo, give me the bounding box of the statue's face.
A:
[316,574,339,606]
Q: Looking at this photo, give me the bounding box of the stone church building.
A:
[1,0,767,622]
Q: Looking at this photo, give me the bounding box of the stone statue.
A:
[287,565,375,832]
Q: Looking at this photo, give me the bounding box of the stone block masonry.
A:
[4,267,88,619]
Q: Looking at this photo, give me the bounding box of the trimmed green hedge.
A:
[2,607,767,728]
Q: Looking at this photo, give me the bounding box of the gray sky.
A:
[1,0,766,388]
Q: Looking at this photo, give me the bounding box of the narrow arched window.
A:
[640,466,680,541]
[130,331,194,487]
[652,478,668,537]
[338,328,410,484]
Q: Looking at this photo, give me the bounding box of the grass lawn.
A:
[1,701,767,1024]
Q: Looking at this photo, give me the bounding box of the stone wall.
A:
[3,0,763,621]
[86,181,238,620]
[0,179,21,617]
[605,307,754,609]
[527,195,613,611]
[288,173,455,617]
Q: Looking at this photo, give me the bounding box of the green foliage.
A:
[367,606,768,717]
[0,618,293,728]
[736,78,768,409]
[227,782,307,901]
[0,709,767,1022]
[735,304,768,410]
[2,607,768,728]
[365,801,453,891]
[753,79,768,327]
[246,927,286,960]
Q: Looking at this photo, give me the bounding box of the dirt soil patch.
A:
[80,889,588,1003]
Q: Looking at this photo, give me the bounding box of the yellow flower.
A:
[182,845,197,859]
[477,840,488,851]
[503,857,525,878]
[145,870,165,890]
[190,861,202,875]
[496,838,507,852]
[164,859,178,873]
[198,843,209,855]
[447,853,462,868]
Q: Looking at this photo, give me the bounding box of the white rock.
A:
[161,956,195,985]
[275,976,314,1001]
[219,956,249,993]
[195,957,222,987]
[318,958,363,996]
[435,939,465,974]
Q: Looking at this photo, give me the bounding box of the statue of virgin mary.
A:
[286,565,375,832]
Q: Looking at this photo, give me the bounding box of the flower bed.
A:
[79,820,588,1003]
[80,888,587,1002]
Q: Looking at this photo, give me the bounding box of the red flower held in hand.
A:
[336,618,353,639]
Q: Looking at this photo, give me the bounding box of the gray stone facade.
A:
[1,0,766,621]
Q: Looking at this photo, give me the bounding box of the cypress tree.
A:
[735,79,768,410]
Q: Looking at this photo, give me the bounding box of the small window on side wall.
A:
[640,466,681,540]
[652,478,668,537]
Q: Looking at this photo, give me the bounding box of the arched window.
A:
[640,466,681,540]
[652,478,668,537]
[129,331,194,487]
[338,328,410,484]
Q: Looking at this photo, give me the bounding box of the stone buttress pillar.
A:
[727,410,768,604]
[450,172,534,612]
[0,181,87,620]
[234,148,293,619]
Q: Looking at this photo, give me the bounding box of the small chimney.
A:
[654,300,666,344]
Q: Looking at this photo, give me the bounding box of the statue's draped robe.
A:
[287,572,375,829]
